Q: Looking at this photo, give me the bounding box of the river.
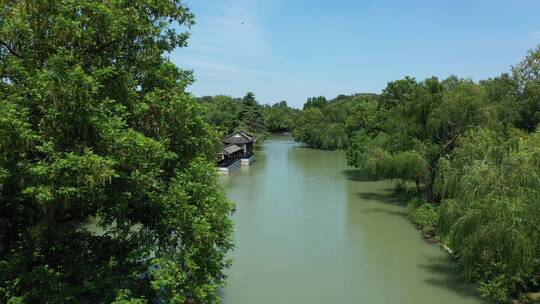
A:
[219,135,487,304]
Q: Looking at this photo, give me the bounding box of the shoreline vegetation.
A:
[287,47,540,303]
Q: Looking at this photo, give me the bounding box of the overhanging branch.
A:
[0,39,23,59]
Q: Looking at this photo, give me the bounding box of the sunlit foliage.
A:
[200,93,298,138]
[435,128,540,301]
[262,101,298,133]
[293,94,377,150]
[348,77,490,202]
[0,1,233,302]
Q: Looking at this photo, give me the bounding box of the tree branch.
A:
[0,39,23,59]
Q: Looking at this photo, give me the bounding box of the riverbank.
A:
[220,136,486,304]
[406,196,540,304]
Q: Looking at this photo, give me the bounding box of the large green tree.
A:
[347,77,490,202]
[302,96,328,110]
[262,101,298,133]
[238,92,265,135]
[293,96,361,150]
[199,95,242,135]
[0,1,233,303]
[435,128,540,301]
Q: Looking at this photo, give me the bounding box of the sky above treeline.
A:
[171,0,540,108]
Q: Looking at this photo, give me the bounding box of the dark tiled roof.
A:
[222,144,242,155]
[224,130,255,144]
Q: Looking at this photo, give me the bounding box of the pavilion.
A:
[223,130,255,157]
[217,130,256,174]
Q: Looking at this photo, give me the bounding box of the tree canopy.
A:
[199,95,242,135]
[0,1,233,302]
[238,92,265,135]
[348,76,491,202]
[198,93,298,138]
[293,94,377,150]
[262,101,298,133]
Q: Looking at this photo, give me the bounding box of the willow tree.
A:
[0,1,233,303]
[347,77,490,202]
[435,128,540,301]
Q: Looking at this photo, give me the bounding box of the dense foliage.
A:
[348,76,491,202]
[262,101,298,133]
[407,198,438,237]
[199,92,297,138]
[199,95,242,135]
[293,46,540,302]
[238,92,265,136]
[436,128,540,301]
[292,94,378,150]
[0,1,234,303]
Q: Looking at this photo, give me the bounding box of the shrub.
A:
[408,198,438,237]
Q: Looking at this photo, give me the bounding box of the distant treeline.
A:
[293,46,540,303]
[292,93,379,149]
[198,93,299,139]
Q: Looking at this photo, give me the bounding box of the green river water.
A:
[219,135,488,304]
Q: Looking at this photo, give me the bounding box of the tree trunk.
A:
[426,180,435,203]
[425,163,439,204]
[415,175,421,196]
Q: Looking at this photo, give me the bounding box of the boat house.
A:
[217,130,256,174]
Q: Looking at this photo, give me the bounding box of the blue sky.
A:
[172,0,540,108]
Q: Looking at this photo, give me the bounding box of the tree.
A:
[347,77,490,202]
[262,101,298,133]
[0,1,233,302]
[238,92,265,135]
[292,107,325,147]
[512,47,540,132]
[480,73,520,132]
[435,128,540,301]
[345,95,383,137]
[303,96,328,110]
[199,95,298,136]
[199,95,242,134]
[293,104,348,150]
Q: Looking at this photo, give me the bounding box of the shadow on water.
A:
[418,255,489,303]
[359,206,408,218]
[353,189,409,217]
[344,168,488,303]
[355,189,409,207]
[342,169,385,182]
[288,141,337,150]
